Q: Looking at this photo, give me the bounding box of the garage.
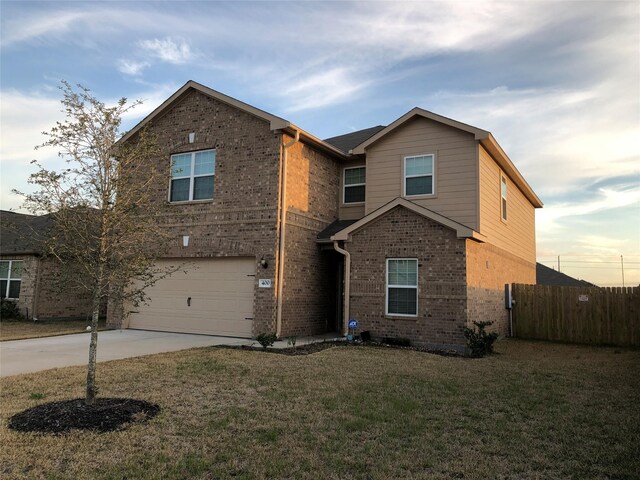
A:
[128,257,255,337]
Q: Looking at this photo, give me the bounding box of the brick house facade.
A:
[106,80,542,351]
[0,211,95,320]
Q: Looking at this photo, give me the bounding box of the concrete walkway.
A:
[0,330,341,377]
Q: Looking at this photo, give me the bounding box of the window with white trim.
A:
[404,154,434,196]
[0,260,23,299]
[170,149,215,202]
[501,174,508,221]
[344,166,366,203]
[386,258,418,316]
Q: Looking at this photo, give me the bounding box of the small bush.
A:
[0,298,23,320]
[464,321,499,357]
[382,337,411,347]
[256,332,278,350]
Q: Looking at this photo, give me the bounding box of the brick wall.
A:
[1,254,96,321]
[466,240,536,335]
[345,206,468,350]
[109,89,282,335]
[33,257,95,320]
[280,139,340,337]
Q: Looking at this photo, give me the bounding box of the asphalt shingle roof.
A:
[323,125,386,153]
[0,210,52,255]
[536,262,596,287]
[317,219,358,242]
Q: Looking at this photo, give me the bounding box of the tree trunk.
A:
[85,297,101,406]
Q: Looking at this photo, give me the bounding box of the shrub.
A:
[256,332,278,350]
[464,321,499,357]
[382,337,411,347]
[0,298,23,320]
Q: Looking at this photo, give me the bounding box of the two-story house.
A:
[108,80,542,352]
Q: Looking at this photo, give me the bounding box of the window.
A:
[404,154,434,196]
[0,260,23,299]
[386,258,418,316]
[170,149,215,202]
[501,174,508,221]
[344,166,366,203]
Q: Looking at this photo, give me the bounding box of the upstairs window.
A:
[404,154,434,196]
[0,260,23,299]
[501,174,508,221]
[344,166,366,204]
[386,258,418,316]
[170,149,215,202]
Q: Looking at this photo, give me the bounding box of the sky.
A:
[1,0,638,286]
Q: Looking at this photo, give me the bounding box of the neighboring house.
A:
[0,210,94,320]
[536,262,596,287]
[109,80,542,352]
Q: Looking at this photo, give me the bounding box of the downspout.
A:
[332,241,351,337]
[275,129,299,338]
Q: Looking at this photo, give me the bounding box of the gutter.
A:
[332,241,351,337]
[275,129,299,338]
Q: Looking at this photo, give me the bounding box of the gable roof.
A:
[117,80,347,159]
[324,125,386,154]
[350,107,543,208]
[329,197,486,242]
[0,210,53,255]
[536,262,597,287]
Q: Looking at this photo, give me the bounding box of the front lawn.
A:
[1,340,638,479]
[0,318,109,341]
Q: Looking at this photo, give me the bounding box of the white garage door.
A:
[128,257,255,337]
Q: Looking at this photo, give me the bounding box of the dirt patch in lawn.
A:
[8,398,159,434]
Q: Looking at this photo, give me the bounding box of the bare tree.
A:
[14,81,175,405]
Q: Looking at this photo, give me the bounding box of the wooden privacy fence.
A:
[512,284,640,347]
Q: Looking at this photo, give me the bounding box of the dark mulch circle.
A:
[221,340,464,357]
[8,398,160,434]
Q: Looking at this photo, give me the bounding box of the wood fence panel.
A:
[512,284,640,347]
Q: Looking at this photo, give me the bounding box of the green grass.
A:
[0,318,109,341]
[1,339,639,479]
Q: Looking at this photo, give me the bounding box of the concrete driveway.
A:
[0,329,253,377]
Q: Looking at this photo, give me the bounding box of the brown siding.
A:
[478,145,536,263]
[365,117,478,230]
[109,89,282,335]
[280,139,340,336]
[346,206,468,351]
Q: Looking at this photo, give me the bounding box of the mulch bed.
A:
[8,398,160,434]
[220,340,464,357]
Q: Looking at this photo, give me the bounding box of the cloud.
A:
[139,37,193,65]
[278,68,369,113]
[536,186,640,233]
[0,10,88,47]
[0,82,182,211]
[117,59,150,76]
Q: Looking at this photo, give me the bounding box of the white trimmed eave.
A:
[350,107,489,155]
[116,80,347,160]
[479,134,543,208]
[349,107,542,209]
[330,197,486,243]
[278,124,348,159]
[117,80,293,146]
